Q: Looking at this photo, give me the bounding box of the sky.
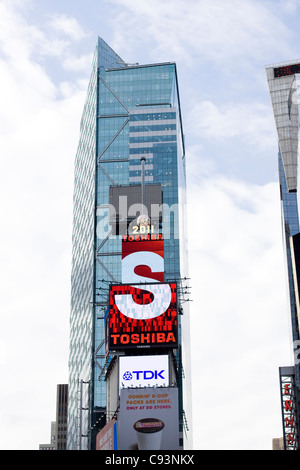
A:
[0,0,299,450]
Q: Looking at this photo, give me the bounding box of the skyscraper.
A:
[266,60,300,450]
[39,384,68,450]
[68,37,192,450]
[56,384,68,450]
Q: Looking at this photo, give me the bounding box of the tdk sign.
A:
[123,369,166,381]
[119,355,169,391]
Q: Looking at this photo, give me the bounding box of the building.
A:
[39,384,68,450]
[67,37,192,450]
[39,421,56,450]
[266,60,300,450]
[272,437,284,450]
[55,384,68,450]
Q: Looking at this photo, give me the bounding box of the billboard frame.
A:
[107,281,178,352]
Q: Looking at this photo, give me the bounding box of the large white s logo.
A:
[115,251,171,320]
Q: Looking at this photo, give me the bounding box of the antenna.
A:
[141,156,146,209]
[136,157,150,230]
[116,61,139,67]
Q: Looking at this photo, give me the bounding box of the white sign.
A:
[119,355,169,390]
[118,387,179,450]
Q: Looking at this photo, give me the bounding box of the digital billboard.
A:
[274,63,300,78]
[121,237,165,284]
[108,282,177,350]
[119,355,169,390]
[118,387,179,450]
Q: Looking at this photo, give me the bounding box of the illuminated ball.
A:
[137,214,150,227]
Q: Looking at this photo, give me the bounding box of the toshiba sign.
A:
[108,282,177,350]
[119,355,169,390]
[107,235,178,351]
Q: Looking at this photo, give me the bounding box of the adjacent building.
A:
[67,37,192,450]
[39,384,68,450]
[266,60,300,450]
[55,384,68,450]
[39,421,56,451]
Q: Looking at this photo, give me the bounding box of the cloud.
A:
[0,2,89,449]
[62,53,93,73]
[0,1,70,62]
[187,174,292,449]
[0,2,92,77]
[108,0,294,65]
[279,0,299,14]
[48,14,88,41]
[186,100,276,151]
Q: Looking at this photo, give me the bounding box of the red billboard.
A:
[121,237,165,284]
[108,282,177,350]
[106,234,177,350]
[279,367,298,450]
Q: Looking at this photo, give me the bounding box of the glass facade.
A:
[68,38,192,450]
[266,61,300,449]
[67,44,98,450]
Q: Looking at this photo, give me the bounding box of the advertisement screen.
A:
[118,387,179,450]
[96,419,118,450]
[108,282,177,350]
[274,63,300,78]
[119,355,169,390]
[121,238,165,284]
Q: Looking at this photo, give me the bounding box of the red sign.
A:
[280,368,298,450]
[121,238,164,284]
[96,419,117,450]
[106,235,178,351]
[108,282,177,350]
[122,233,163,242]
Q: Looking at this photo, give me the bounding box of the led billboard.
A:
[274,63,300,78]
[119,355,169,390]
[108,282,177,351]
[121,237,165,284]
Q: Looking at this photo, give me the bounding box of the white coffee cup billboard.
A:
[118,387,179,450]
[133,418,165,450]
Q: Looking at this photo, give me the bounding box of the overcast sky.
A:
[1,0,299,450]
